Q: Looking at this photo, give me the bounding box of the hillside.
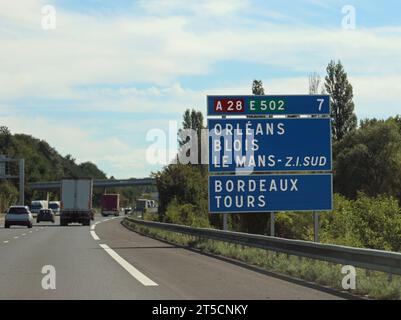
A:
[0,126,107,211]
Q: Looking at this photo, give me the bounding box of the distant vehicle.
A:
[30,200,48,215]
[60,178,93,226]
[48,201,60,215]
[124,207,132,215]
[101,194,120,217]
[37,208,55,223]
[135,199,148,212]
[4,206,33,229]
[136,199,157,212]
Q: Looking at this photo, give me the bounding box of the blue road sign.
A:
[209,174,333,213]
[207,95,330,116]
[208,118,332,173]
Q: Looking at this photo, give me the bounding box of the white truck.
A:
[30,200,48,216]
[60,178,93,226]
[48,201,61,215]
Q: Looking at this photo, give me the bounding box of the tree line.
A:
[0,128,153,211]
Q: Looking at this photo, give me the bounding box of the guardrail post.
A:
[270,212,275,237]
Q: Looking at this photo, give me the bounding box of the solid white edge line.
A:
[90,230,100,240]
[3,241,9,243]
[99,244,158,287]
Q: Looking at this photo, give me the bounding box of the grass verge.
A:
[123,219,401,300]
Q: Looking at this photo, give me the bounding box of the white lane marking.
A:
[99,244,158,287]
[90,231,100,240]
[22,233,27,236]
[29,231,33,233]
[13,236,19,239]
[90,224,96,230]
[3,241,9,244]
[35,229,39,231]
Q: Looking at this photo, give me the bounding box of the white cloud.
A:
[1,1,401,105]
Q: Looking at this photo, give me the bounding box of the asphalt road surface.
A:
[0,216,344,300]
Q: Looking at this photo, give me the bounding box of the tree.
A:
[179,109,205,165]
[154,163,209,226]
[334,118,401,200]
[252,80,265,95]
[324,60,357,141]
[0,126,12,154]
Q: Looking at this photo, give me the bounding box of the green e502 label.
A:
[249,99,286,113]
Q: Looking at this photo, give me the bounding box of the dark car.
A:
[37,209,55,223]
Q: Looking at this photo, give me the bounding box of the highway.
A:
[0,216,343,300]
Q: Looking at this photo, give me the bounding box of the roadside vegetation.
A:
[123,219,401,300]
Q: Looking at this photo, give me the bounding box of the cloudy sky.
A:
[1,0,400,178]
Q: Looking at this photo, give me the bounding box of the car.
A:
[37,209,55,223]
[4,206,34,228]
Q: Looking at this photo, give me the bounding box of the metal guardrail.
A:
[125,217,401,276]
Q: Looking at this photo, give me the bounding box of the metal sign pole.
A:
[313,211,319,242]
[270,212,275,237]
[222,214,228,231]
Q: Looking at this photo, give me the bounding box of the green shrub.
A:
[164,198,210,228]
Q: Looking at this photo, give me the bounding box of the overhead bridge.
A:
[28,178,156,191]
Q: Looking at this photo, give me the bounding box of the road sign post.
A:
[222,214,228,231]
[270,213,275,237]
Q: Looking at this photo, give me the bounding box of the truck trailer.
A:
[60,178,93,226]
[101,194,120,217]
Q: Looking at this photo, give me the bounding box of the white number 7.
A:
[317,98,324,111]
